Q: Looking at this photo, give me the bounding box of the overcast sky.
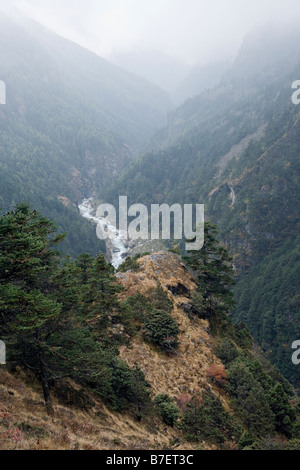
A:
[2,0,300,65]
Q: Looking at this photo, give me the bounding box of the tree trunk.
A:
[38,348,54,416]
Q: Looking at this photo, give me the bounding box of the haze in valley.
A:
[0,0,300,91]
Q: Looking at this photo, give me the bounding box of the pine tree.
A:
[0,204,152,417]
[0,203,65,414]
[185,222,236,328]
[79,253,124,335]
[268,383,296,436]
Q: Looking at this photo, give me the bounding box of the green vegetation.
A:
[143,309,179,352]
[214,334,298,443]
[0,204,150,417]
[184,222,236,331]
[117,253,150,273]
[154,394,180,427]
[1,19,300,444]
[234,235,300,386]
[183,229,299,447]
[182,393,241,445]
[124,285,179,353]
[0,14,170,258]
[0,205,298,448]
[104,28,300,388]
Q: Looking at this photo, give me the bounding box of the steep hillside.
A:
[0,13,171,256]
[1,251,299,450]
[0,252,213,451]
[117,252,228,398]
[0,368,197,451]
[103,24,300,386]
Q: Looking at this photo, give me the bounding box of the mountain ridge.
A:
[101,24,300,387]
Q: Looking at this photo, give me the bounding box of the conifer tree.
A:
[186,222,236,328]
[0,203,65,413]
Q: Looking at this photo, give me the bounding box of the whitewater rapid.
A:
[78,198,128,269]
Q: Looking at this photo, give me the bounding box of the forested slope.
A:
[0,206,299,450]
[104,25,300,386]
[0,13,171,256]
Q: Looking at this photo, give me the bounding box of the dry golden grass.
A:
[0,252,225,451]
[0,367,203,450]
[118,252,226,403]
[117,252,196,300]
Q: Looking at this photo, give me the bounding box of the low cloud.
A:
[2,0,300,65]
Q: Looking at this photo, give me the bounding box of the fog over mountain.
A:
[1,0,300,89]
[109,50,190,93]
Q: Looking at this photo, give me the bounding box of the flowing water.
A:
[78,198,128,269]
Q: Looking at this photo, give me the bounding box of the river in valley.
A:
[78,198,129,269]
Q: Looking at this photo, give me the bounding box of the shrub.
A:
[227,361,275,437]
[124,292,152,324]
[234,323,253,349]
[176,394,193,413]
[147,285,173,313]
[117,256,140,273]
[267,383,296,436]
[286,439,300,450]
[292,420,300,439]
[117,253,150,273]
[0,428,23,444]
[154,394,180,427]
[143,309,179,352]
[215,338,239,365]
[17,422,48,438]
[238,433,255,450]
[101,359,152,419]
[206,364,228,385]
[182,392,241,444]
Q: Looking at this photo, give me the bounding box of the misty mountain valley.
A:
[0,1,300,454]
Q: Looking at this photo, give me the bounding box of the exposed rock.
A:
[181,303,192,313]
[117,252,196,299]
[57,196,76,208]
